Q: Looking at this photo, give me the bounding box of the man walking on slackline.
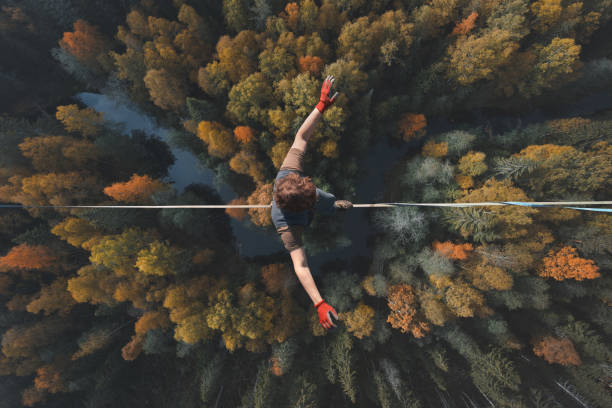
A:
[272,75,353,330]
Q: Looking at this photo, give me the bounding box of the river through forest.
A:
[77,91,612,272]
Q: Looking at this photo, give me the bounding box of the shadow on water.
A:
[78,92,286,256]
[78,91,612,268]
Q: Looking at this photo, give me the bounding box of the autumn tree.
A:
[112,5,213,107]
[338,9,413,66]
[444,279,488,318]
[1,318,70,360]
[433,241,473,260]
[342,303,375,339]
[51,217,101,250]
[67,265,119,306]
[456,178,537,240]
[19,135,100,172]
[259,43,296,81]
[519,38,582,97]
[452,11,478,36]
[513,143,611,199]
[413,0,459,39]
[55,104,103,137]
[398,113,427,141]
[321,58,368,99]
[34,364,66,394]
[59,19,111,72]
[457,151,487,176]
[422,140,448,158]
[539,247,600,281]
[212,30,263,84]
[136,241,186,276]
[163,276,218,344]
[226,72,275,125]
[0,244,56,271]
[229,150,267,183]
[88,227,158,277]
[197,121,238,158]
[465,262,514,291]
[143,68,188,110]
[234,126,256,144]
[448,29,519,85]
[26,278,76,316]
[532,336,582,366]
[103,174,169,203]
[386,284,430,338]
[247,183,273,227]
[298,55,324,75]
[419,289,449,326]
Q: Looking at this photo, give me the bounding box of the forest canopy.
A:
[0,0,611,407]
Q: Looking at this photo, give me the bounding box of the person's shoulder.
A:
[276,169,301,181]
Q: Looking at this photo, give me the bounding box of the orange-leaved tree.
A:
[0,244,56,271]
[234,126,255,144]
[103,174,169,203]
[451,11,478,36]
[539,246,600,281]
[398,113,427,141]
[33,364,66,394]
[387,284,430,338]
[433,241,473,260]
[298,55,324,75]
[532,336,582,366]
[422,141,449,157]
[59,19,110,70]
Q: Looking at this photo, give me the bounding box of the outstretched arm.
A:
[289,247,323,305]
[291,75,338,152]
[289,247,338,329]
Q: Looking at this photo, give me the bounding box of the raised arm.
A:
[291,75,338,152]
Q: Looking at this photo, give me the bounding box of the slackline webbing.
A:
[0,202,611,212]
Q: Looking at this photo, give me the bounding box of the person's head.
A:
[274,173,316,212]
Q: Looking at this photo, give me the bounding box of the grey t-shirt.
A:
[270,148,336,231]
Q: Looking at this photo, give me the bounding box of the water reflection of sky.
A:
[77,92,285,256]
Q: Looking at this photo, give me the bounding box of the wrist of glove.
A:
[315,300,338,329]
[333,200,353,210]
[316,75,339,114]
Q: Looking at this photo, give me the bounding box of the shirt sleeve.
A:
[315,188,336,216]
[279,148,305,172]
[277,225,305,252]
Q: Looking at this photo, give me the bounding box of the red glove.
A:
[315,300,338,329]
[315,75,339,113]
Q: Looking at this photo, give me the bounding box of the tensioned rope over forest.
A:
[1,201,611,212]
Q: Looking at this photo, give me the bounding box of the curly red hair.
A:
[274,173,316,212]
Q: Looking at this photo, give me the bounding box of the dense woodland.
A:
[0,0,611,407]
